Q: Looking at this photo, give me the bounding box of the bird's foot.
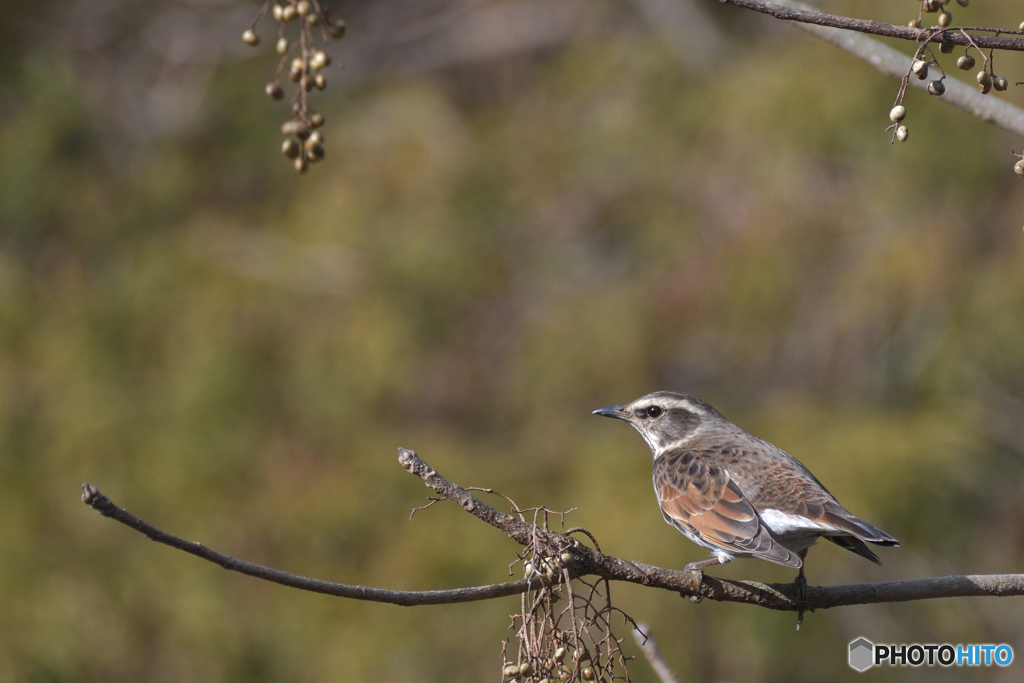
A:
[793,571,809,631]
[793,572,807,602]
[682,563,705,604]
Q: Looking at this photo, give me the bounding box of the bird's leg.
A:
[682,557,728,604]
[794,549,809,631]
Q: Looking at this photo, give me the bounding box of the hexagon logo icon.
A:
[849,637,874,672]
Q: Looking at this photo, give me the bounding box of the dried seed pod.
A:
[503,665,521,678]
[242,29,260,46]
[276,37,289,55]
[304,131,324,150]
[282,139,300,159]
[329,19,347,39]
[889,105,906,122]
[539,679,550,683]
[309,51,330,70]
[1014,159,1024,176]
[938,11,951,27]
[896,125,909,142]
[309,112,325,128]
[928,80,945,96]
[296,1,311,15]
[524,562,534,575]
[306,12,320,25]
[282,120,311,139]
[957,54,975,70]
[265,83,285,99]
[940,40,954,54]
[560,551,573,565]
[576,650,591,662]
[994,75,1008,91]
[294,155,309,173]
[923,0,940,12]
[291,57,304,71]
[582,667,595,681]
[956,0,968,6]
[301,75,314,91]
[912,60,929,80]
[977,70,992,86]
[272,4,284,21]
[314,74,326,90]
[907,19,921,28]
[554,647,567,662]
[520,663,533,676]
[281,4,296,21]
[980,80,992,94]
[558,671,571,683]
[1020,21,1024,30]
[289,66,302,83]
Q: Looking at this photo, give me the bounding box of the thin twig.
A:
[719,0,1024,51]
[80,483,551,607]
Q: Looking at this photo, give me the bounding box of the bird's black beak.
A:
[592,405,629,420]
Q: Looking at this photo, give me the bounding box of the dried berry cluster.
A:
[243,0,346,173]
[889,1,1024,174]
[496,504,634,683]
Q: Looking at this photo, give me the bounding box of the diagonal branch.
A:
[81,449,1024,613]
[732,0,1024,138]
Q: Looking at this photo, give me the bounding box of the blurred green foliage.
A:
[2,1,1024,681]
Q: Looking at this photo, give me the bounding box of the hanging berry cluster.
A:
[892,1,1024,175]
[242,1,346,173]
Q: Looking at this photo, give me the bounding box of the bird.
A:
[592,391,898,594]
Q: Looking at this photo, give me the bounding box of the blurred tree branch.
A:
[83,448,1024,614]
[723,0,1024,138]
[633,625,680,683]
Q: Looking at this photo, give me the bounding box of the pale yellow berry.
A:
[282,139,300,159]
[242,29,260,46]
[889,105,906,122]
[896,125,909,142]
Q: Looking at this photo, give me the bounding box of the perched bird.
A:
[593,391,898,589]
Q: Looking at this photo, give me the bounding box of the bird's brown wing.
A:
[740,445,901,546]
[654,449,802,568]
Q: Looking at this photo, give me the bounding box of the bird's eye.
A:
[646,406,662,418]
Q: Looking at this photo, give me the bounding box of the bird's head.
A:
[592,391,722,455]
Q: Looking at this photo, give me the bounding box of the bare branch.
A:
[81,449,1024,615]
[720,0,1024,51]
[80,483,550,607]
[748,0,1024,138]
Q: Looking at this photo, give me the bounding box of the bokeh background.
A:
[2,0,1024,681]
